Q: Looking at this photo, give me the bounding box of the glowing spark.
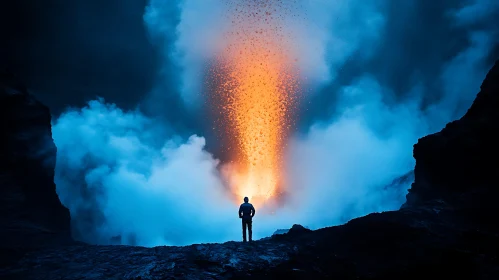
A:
[209,1,301,206]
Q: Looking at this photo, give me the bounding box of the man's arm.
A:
[238,205,243,218]
[251,204,255,217]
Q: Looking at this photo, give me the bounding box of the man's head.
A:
[244,197,249,203]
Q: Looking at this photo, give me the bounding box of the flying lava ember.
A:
[208,0,302,207]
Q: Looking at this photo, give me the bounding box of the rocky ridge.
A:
[0,71,71,250]
[0,61,498,279]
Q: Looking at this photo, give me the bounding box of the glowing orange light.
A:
[209,1,300,207]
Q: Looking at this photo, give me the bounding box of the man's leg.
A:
[248,220,252,241]
[242,220,247,242]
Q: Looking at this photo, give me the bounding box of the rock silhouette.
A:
[0,70,71,251]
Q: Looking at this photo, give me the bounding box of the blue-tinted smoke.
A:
[53,0,498,246]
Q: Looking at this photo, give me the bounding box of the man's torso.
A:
[240,202,254,221]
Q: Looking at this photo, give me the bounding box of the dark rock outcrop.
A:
[0,71,71,250]
[1,61,499,279]
[287,224,312,235]
[404,60,499,217]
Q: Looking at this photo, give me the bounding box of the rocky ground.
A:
[0,61,498,279]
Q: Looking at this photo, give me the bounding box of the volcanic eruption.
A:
[208,1,301,207]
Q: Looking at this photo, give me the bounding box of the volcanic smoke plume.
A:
[51,0,498,247]
[208,1,301,206]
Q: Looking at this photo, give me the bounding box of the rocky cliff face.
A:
[0,71,71,251]
[405,60,499,223]
[1,62,499,279]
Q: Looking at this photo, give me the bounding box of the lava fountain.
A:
[208,1,301,207]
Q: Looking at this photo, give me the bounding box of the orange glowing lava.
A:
[209,1,301,206]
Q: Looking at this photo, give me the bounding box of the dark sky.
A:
[1,0,498,136]
[1,0,158,115]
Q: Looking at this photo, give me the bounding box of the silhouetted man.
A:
[239,197,255,242]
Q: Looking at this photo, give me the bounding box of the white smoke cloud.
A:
[53,100,238,246]
[52,99,309,245]
[144,0,229,108]
[454,0,499,25]
[52,0,498,246]
[285,76,425,229]
[290,0,385,87]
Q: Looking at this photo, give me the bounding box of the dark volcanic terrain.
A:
[1,61,498,279]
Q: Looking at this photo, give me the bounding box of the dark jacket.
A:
[239,202,255,221]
